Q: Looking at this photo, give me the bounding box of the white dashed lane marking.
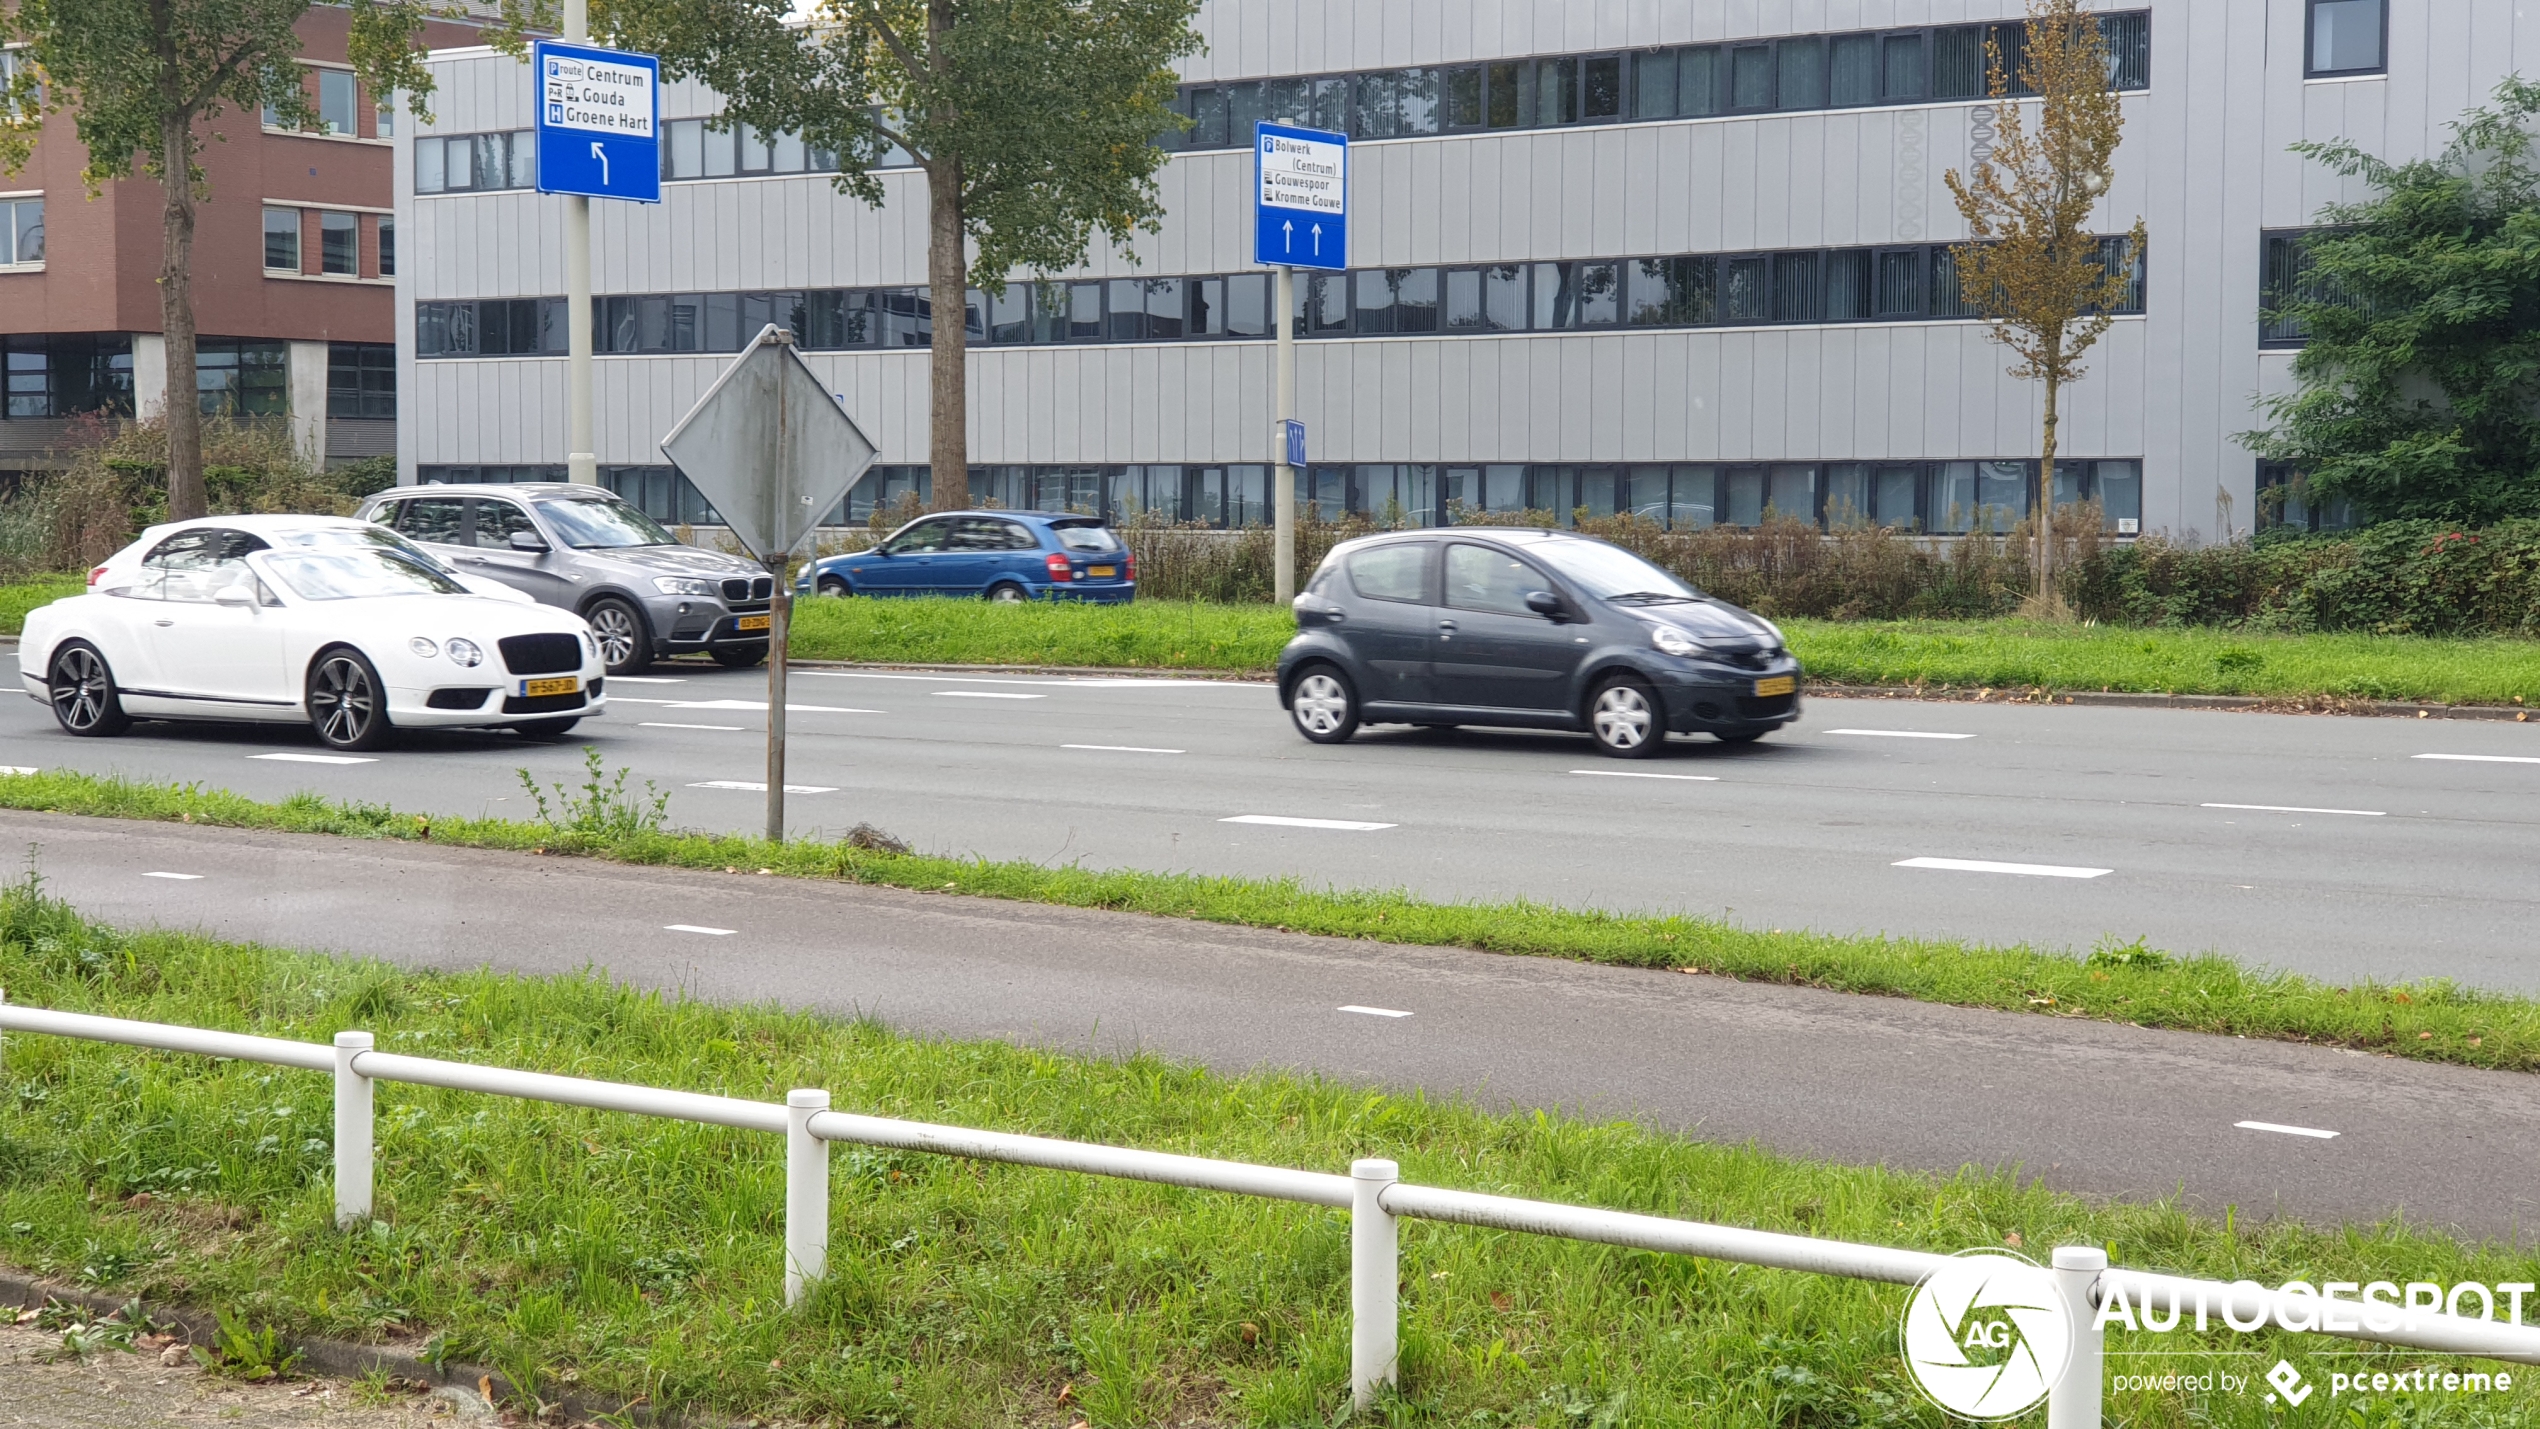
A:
[1894,856,2113,879]
[1825,729,1976,740]
[251,753,376,765]
[665,924,737,937]
[1222,815,1396,831]
[2203,803,2384,817]
[689,780,838,793]
[1339,1006,1413,1018]
[2236,1120,2339,1140]
[142,872,204,881]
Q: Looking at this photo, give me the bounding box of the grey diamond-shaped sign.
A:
[660,324,878,565]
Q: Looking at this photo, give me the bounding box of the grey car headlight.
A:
[653,576,721,597]
[445,638,484,668]
[1650,625,1706,657]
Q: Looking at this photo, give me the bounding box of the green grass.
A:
[2,880,2533,1426]
[0,575,86,635]
[778,596,2540,706]
[786,595,1293,672]
[1783,619,2540,706]
[0,767,2532,1077]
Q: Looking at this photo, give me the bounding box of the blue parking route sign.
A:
[1253,121,1346,270]
[534,40,660,203]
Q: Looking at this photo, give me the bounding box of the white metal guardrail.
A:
[5,991,2538,1424]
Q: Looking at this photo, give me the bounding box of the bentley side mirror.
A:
[212,583,258,607]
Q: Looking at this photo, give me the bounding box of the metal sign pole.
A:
[765,340,791,843]
[1274,263,1297,602]
[562,0,596,486]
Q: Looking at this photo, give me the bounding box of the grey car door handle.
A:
[1436,619,1458,631]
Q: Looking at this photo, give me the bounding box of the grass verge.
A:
[788,597,2540,706]
[0,767,2530,1076]
[1,881,2532,1426]
[0,575,87,636]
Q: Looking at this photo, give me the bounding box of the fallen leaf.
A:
[2003,1231,2023,1248]
[1490,1292,1513,1313]
[2418,1031,2434,1040]
[1057,1383,1077,1404]
[1238,1323,1258,1346]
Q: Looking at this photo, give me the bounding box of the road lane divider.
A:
[1893,856,2112,880]
[1339,1005,1413,1018]
[933,691,1045,700]
[605,675,687,683]
[1825,729,1976,740]
[2414,753,2540,765]
[2203,803,2385,817]
[689,780,839,794]
[666,699,880,714]
[1570,769,1719,781]
[1223,815,1397,831]
[664,924,737,936]
[2236,1120,2339,1140]
[1063,744,1185,754]
[142,872,204,881]
[251,753,377,765]
[642,722,745,731]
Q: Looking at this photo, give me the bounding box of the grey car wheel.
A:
[817,575,851,598]
[987,582,1028,604]
[1589,675,1664,758]
[47,642,131,737]
[1289,666,1358,744]
[584,597,650,675]
[309,648,395,752]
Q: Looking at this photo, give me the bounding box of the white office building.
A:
[394,0,2521,539]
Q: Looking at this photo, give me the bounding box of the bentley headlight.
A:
[445,638,484,668]
[1650,625,1704,657]
[407,637,438,659]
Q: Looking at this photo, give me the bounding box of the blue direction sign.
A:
[534,40,660,203]
[1282,418,1307,468]
[1253,121,1346,270]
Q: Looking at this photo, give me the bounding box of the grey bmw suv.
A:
[358,483,772,675]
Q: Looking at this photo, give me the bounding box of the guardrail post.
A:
[785,1089,830,1308]
[1350,1157,1399,1414]
[333,1031,374,1230]
[2048,1245,2107,1429]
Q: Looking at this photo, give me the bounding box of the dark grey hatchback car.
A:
[1276,529,1801,756]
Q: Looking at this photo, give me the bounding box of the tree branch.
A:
[852,1,925,81]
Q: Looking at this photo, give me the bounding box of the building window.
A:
[2,340,44,417]
[2257,462,2358,532]
[0,196,40,265]
[375,101,393,139]
[262,207,300,271]
[195,339,289,418]
[327,342,395,419]
[318,69,357,135]
[2307,0,2385,77]
[378,216,395,276]
[0,334,133,419]
[412,131,537,194]
[319,211,358,275]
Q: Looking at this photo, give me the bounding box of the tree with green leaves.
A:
[2248,77,2540,527]
[584,0,1200,509]
[0,0,436,521]
[1944,0,2144,603]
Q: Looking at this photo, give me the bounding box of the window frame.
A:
[2304,0,2388,78]
[262,207,302,273]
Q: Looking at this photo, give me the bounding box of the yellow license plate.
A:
[522,676,580,697]
[735,613,772,632]
[1087,565,1117,578]
[1753,675,1796,697]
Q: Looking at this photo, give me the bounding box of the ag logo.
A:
[1900,1251,2073,1420]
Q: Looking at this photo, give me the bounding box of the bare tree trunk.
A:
[924,155,969,510]
[2037,356,2061,597]
[158,108,206,521]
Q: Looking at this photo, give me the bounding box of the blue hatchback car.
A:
[796,510,1136,604]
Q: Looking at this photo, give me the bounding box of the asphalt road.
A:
[2,661,2535,990]
[9,809,2537,1243]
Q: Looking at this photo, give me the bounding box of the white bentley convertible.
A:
[21,516,608,751]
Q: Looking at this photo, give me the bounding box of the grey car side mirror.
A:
[1524,589,1567,619]
[508,530,551,553]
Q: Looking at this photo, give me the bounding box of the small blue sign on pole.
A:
[1253,121,1346,271]
[534,40,661,203]
[1282,419,1307,469]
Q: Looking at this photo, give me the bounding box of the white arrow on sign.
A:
[1312,223,1323,255]
[1282,219,1294,253]
[591,142,608,183]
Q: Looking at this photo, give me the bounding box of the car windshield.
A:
[1050,522,1120,553]
[534,497,676,550]
[1529,540,1701,601]
[278,524,457,573]
[260,549,466,601]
